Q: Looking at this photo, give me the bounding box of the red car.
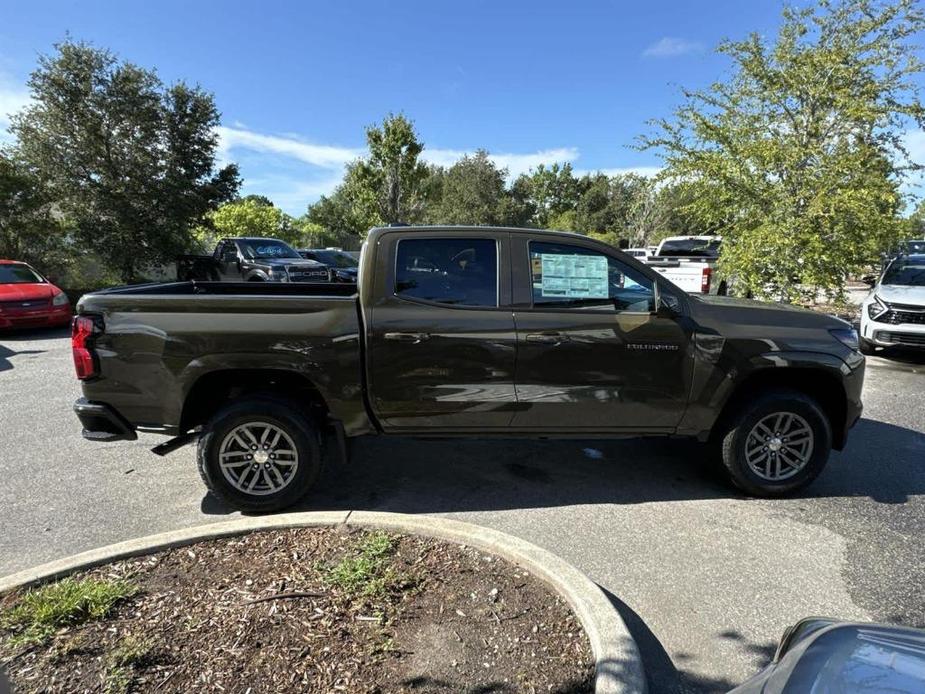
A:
[0,260,72,330]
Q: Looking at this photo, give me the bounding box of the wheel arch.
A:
[180,368,330,433]
[710,367,848,449]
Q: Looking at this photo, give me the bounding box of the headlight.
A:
[268,269,289,282]
[867,295,888,321]
[52,292,70,306]
[829,328,859,351]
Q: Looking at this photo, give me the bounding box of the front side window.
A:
[395,238,498,307]
[530,241,654,311]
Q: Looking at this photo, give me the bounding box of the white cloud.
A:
[642,37,703,58]
[0,71,30,144]
[216,125,362,170]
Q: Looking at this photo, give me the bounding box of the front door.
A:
[366,232,518,431]
[511,237,692,432]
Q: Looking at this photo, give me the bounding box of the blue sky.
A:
[0,0,922,214]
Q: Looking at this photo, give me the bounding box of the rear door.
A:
[365,231,518,431]
[510,235,693,432]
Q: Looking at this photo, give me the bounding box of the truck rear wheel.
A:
[197,396,321,512]
[719,389,832,497]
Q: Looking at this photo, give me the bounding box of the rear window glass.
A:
[395,238,498,307]
[658,238,721,257]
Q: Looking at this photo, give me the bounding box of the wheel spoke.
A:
[270,465,286,487]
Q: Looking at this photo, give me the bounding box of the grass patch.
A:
[320,532,402,599]
[103,635,151,694]
[1,577,137,646]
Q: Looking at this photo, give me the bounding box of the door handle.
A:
[525,333,570,345]
[384,332,431,344]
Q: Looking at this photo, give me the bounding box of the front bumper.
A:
[74,398,138,442]
[0,306,71,329]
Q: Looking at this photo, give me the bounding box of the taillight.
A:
[72,315,100,380]
[701,267,712,293]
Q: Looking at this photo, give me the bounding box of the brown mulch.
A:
[0,528,594,693]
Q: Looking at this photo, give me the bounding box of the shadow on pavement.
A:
[200,417,924,516]
[0,343,47,373]
[601,587,780,694]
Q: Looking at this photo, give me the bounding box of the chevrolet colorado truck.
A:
[73,226,864,512]
[177,237,331,283]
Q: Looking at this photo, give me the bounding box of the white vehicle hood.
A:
[875,284,925,306]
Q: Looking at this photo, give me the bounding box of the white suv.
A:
[859,254,925,353]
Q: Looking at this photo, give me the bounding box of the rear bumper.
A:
[74,398,138,442]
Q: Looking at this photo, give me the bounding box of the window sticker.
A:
[539,253,609,298]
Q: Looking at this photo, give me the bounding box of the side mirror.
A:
[862,274,877,287]
[657,292,682,316]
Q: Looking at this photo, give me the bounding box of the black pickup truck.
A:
[73,226,864,511]
[177,237,331,283]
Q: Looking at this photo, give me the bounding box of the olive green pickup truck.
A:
[72,226,864,511]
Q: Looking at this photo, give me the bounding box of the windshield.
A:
[311,250,358,268]
[238,239,300,260]
[904,240,925,254]
[0,264,45,284]
[882,260,925,286]
[658,238,721,257]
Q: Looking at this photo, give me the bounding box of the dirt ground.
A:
[0,527,594,693]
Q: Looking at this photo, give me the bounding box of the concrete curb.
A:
[0,512,645,694]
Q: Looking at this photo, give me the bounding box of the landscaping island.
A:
[0,528,594,693]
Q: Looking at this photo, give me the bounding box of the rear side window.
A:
[529,241,654,311]
[395,238,498,307]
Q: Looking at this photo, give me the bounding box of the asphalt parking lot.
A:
[1,326,924,693]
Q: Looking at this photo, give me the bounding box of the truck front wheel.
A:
[719,389,832,496]
[197,396,321,512]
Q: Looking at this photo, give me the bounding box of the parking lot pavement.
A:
[1,327,924,693]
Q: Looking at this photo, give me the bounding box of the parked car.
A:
[731,618,925,693]
[297,248,359,282]
[72,225,863,512]
[646,235,726,295]
[859,253,925,353]
[177,237,331,283]
[0,260,71,330]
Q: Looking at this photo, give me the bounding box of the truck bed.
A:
[76,281,368,436]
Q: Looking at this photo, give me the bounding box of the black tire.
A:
[197,395,321,512]
[859,335,876,355]
[719,389,832,497]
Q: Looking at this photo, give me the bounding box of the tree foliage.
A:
[10,41,239,282]
[0,153,67,275]
[641,0,925,300]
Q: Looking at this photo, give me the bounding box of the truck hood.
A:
[0,282,57,302]
[876,283,925,306]
[692,294,850,329]
[255,258,327,269]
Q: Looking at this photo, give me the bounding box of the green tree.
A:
[515,163,580,228]
[11,41,239,282]
[430,150,512,225]
[353,113,428,225]
[0,153,68,276]
[641,0,924,300]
